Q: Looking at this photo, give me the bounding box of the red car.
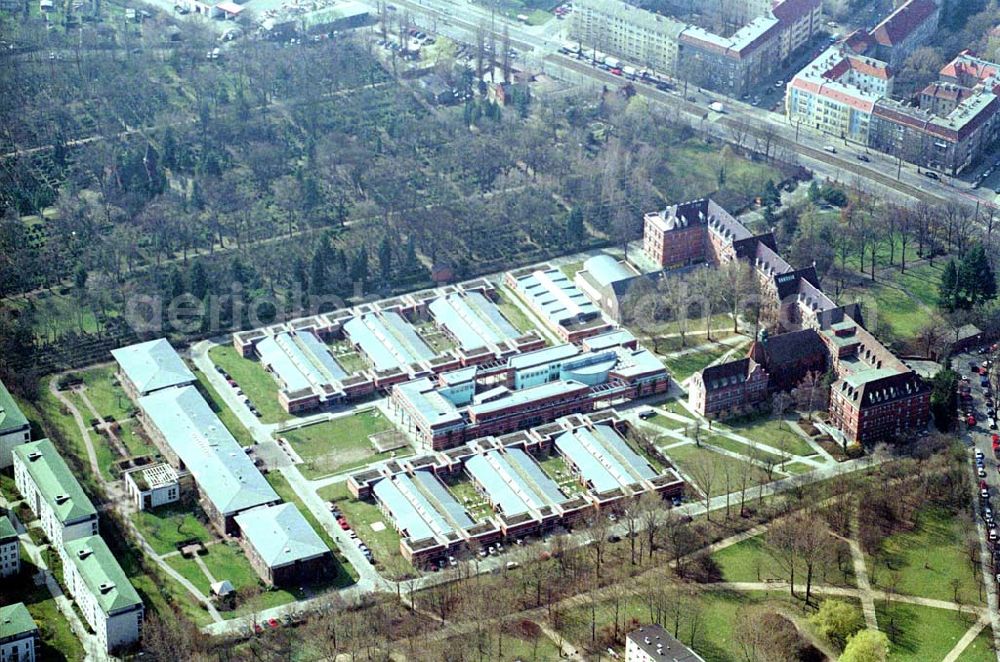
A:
[969,416,978,427]
[268,618,280,629]
[253,623,264,634]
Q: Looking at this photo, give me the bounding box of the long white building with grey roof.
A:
[234,503,332,586]
[111,338,196,400]
[138,385,279,534]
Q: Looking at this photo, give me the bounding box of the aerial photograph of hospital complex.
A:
[4,0,1000,659]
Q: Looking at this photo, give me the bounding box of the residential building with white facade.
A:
[0,603,37,662]
[625,624,704,661]
[0,516,19,578]
[111,338,196,400]
[60,536,144,653]
[12,440,98,548]
[0,379,31,470]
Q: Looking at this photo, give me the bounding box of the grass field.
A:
[955,628,997,661]
[840,280,928,339]
[664,444,772,497]
[76,364,134,421]
[191,368,255,447]
[865,507,981,605]
[131,505,214,555]
[885,261,945,309]
[645,413,689,431]
[721,416,817,457]
[710,533,856,587]
[265,472,359,586]
[705,435,786,466]
[876,603,980,661]
[116,419,154,457]
[32,379,101,492]
[327,341,368,374]
[663,344,738,381]
[318,482,415,580]
[535,452,587,497]
[281,410,400,479]
[208,345,291,424]
[447,479,495,521]
[496,289,540,335]
[559,260,585,280]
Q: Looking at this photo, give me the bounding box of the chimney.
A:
[27,451,42,461]
[55,494,70,505]
[99,582,116,594]
[77,548,92,560]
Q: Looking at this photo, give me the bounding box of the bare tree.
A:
[687,451,717,520]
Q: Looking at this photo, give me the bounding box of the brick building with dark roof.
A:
[688,358,769,419]
[671,200,929,444]
[748,329,828,393]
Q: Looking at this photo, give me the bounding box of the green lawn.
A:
[559,260,585,280]
[281,410,400,480]
[33,378,101,493]
[165,554,213,595]
[116,419,155,457]
[705,434,786,465]
[722,416,817,457]
[202,541,262,591]
[885,261,945,309]
[664,444,772,497]
[436,627,563,660]
[76,364,134,421]
[208,344,291,424]
[131,505,214,555]
[710,533,856,587]
[265,472,359,586]
[839,280,929,340]
[2,575,85,662]
[876,603,980,662]
[534,452,587,497]
[496,288,540,335]
[663,344,737,381]
[446,479,494,521]
[317,482,416,581]
[60,389,117,482]
[955,628,997,661]
[865,507,982,605]
[327,341,368,374]
[191,368,255,447]
[646,413,689,431]
[781,461,815,475]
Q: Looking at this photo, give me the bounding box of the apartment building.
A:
[60,536,144,653]
[0,603,37,662]
[869,0,939,67]
[12,440,98,548]
[0,516,19,578]
[0,379,31,469]
[570,0,821,96]
[123,463,181,511]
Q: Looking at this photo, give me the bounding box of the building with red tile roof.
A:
[870,0,939,66]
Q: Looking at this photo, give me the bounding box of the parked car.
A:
[856,154,870,162]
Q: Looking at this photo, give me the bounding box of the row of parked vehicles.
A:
[214,365,262,417]
[329,502,376,566]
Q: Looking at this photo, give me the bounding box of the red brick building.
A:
[688,358,769,419]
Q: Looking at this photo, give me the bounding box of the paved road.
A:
[956,348,1000,660]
